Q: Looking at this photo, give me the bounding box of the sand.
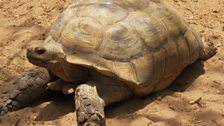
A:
[0,0,224,126]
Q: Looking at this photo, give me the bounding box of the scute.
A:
[60,17,103,53]
[176,37,190,69]
[112,0,149,10]
[128,12,167,50]
[184,30,201,63]
[130,51,153,85]
[112,61,137,84]
[50,7,75,41]
[152,48,165,83]
[99,24,143,61]
[145,2,186,37]
[163,41,179,78]
[76,2,129,25]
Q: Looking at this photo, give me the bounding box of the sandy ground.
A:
[0,0,224,126]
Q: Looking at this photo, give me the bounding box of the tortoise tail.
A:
[199,40,217,60]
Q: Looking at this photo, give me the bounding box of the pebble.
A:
[192,0,198,2]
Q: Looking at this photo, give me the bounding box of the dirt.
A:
[0,0,224,126]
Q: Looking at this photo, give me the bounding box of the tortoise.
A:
[0,0,216,126]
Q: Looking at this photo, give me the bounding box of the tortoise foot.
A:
[75,84,105,126]
[0,67,52,115]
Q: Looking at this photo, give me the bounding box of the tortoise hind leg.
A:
[75,81,133,126]
[199,40,217,60]
[0,67,54,116]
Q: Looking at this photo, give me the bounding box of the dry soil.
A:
[0,0,224,126]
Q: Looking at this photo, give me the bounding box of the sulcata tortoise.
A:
[0,0,216,126]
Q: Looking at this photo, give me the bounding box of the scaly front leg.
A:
[75,78,133,126]
[0,67,54,116]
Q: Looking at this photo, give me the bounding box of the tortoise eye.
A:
[35,47,46,55]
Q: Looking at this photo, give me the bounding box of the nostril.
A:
[35,47,46,55]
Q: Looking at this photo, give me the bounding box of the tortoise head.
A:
[26,37,65,67]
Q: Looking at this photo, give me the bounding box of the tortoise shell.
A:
[48,0,203,96]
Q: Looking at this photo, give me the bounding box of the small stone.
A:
[190,97,202,105]
[169,106,176,110]
[156,96,162,101]
[189,16,194,20]
[212,9,219,13]
[220,110,224,117]
[216,43,223,48]
[14,14,19,17]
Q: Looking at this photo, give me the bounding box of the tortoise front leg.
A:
[75,81,133,126]
[0,67,54,116]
